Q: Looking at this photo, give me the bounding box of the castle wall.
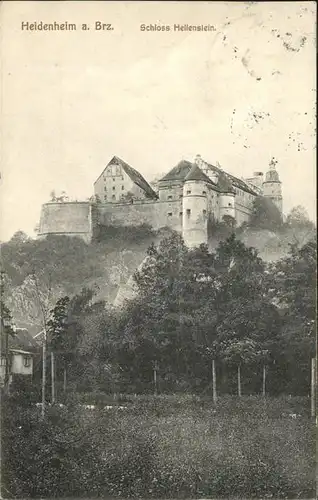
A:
[38,202,92,242]
[158,180,183,201]
[96,199,183,232]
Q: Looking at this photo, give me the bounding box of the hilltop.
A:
[1,218,315,334]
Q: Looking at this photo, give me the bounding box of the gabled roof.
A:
[184,164,214,184]
[9,328,39,353]
[159,160,193,182]
[96,156,158,199]
[204,161,258,195]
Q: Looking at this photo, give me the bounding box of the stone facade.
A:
[37,154,283,247]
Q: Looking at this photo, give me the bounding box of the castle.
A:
[38,154,283,248]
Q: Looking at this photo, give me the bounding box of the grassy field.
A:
[2,394,316,499]
[75,395,315,499]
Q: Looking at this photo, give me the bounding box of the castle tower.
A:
[217,172,236,222]
[262,158,283,214]
[182,164,209,248]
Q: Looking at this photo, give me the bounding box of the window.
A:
[104,187,107,191]
[179,194,183,198]
[0,357,6,366]
[168,212,172,217]
[202,191,207,195]
[23,356,31,368]
[112,186,115,191]
[122,186,124,190]
[186,209,191,217]
[186,190,191,195]
[203,209,207,215]
[179,211,183,216]
[168,195,172,200]
[113,178,115,182]
[228,202,232,207]
[112,195,116,200]
[104,195,107,201]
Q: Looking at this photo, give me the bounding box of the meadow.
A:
[2,393,315,499]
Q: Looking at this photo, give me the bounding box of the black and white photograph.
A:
[0,1,316,499]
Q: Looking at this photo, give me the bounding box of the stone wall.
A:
[96,199,183,232]
[38,202,92,242]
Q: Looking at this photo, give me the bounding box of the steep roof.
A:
[112,156,158,199]
[159,160,193,182]
[159,158,258,195]
[9,328,39,353]
[217,172,236,194]
[204,161,258,195]
[96,156,158,199]
[184,164,214,184]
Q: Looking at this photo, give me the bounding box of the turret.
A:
[182,164,209,248]
[262,158,283,213]
[217,173,236,222]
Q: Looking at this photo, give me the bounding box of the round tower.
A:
[262,158,283,214]
[219,191,236,221]
[217,172,236,222]
[182,164,209,248]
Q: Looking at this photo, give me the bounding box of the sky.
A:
[0,1,316,242]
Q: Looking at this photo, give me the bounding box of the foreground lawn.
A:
[2,395,316,498]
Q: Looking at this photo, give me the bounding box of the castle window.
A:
[179,194,183,198]
[186,209,191,217]
[112,186,115,190]
[203,209,207,215]
[104,187,107,191]
[202,191,207,195]
[186,190,191,195]
[122,186,124,190]
[168,212,172,217]
[228,202,232,207]
[179,211,183,216]
[112,195,116,200]
[104,195,107,201]
[23,356,31,368]
[113,178,115,182]
[168,195,172,200]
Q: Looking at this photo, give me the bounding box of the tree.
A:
[222,214,236,228]
[204,235,280,393]
[9,231,29,244]
[47,288,107,394]
[266,238,316,394]
[120,233,280,394]
[285,205,314,230]
[249,196,282,230]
